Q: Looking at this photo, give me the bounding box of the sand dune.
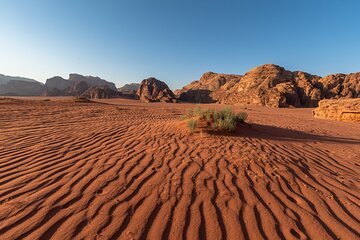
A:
[0,98,359,240]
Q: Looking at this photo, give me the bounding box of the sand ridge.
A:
[0,98,359,240]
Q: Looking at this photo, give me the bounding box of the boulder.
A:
[137,77,177,103]
[312,98,360,122]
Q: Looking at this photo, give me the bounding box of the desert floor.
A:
[0,97,359,240]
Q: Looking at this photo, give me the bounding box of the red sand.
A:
[0,97,359,239]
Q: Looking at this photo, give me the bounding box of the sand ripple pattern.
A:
[0,99,359,240]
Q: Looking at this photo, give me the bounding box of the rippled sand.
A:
[0,97,359,240]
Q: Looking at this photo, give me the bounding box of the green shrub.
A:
[202,109,215,122]
[212,107,237,132]
[193,106,202,116]
[181,106,248,133]
[236,112,248,123]
[187,119,197,133]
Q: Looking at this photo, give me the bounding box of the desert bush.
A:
[187,119,197,133]
[212,107,237,132]
[181,106,247,133]
[236,111,248,123]
[193,106,202,116]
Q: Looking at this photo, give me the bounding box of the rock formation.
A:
[178,72,241,103]
[44,74,117,96]
[217,64,322,107]
[44,76,73,96]
[0,79,45,96]
[68,74,117,90]
[1,64,359,106]
[137,77,177,103]
[0,74,45,96]
[64,81,89,96]
[318,73,360,99]
[0,74,39,85]
[180,64,360,107]
[118,83,140,94]
[82,86,121,99]
[312,98,360,122]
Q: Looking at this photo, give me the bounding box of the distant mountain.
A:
[0,74,44,96]
[118,83,140,93]
[0,74,38,85]
[44,74,117,96]
[68,74,117,90]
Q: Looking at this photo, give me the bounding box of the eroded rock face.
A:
[217,64,323,107]
[319,73,360,99]
[180,64,359,108]
[312,98,360,122]
[137,78,177,103]
[64,81,89,96]
[82,86,121,99]
[179,72,242,103]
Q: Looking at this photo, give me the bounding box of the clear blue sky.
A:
[1,0,359,89]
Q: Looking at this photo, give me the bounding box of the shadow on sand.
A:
[212,123,360,145]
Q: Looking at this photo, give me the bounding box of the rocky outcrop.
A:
[318,73,360,99]
[178,72,241,103]
[137,78,177,103]
[312,98,360,122]
[64,81,89,96]
[217,64,321,107]
[68,74,117,90]
[82,86,121,99]
[44,76,73,96]
[118,83,140,94]
[44,74,117,96]
[180,64,359,108]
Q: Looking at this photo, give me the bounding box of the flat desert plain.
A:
[0,97,359,240]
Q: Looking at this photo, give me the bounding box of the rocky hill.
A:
[179,64,360,107]
[137,77,177,103]
[178,72,242,103]
[0,74,39,85]
[0,80,45,96]
[44,74,117,96]
[0,74,45,96]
